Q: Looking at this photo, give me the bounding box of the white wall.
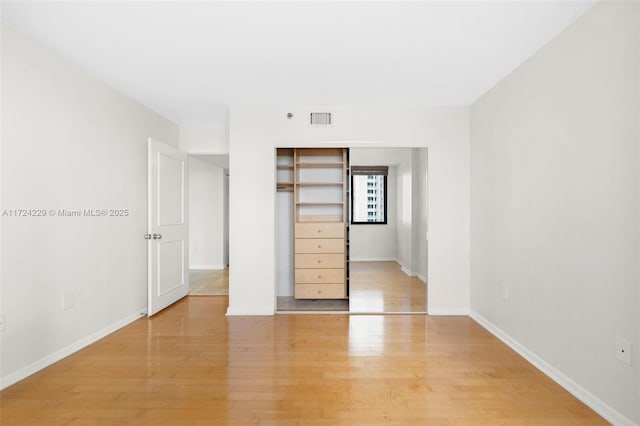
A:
[470,2,639,423]
[349,148,405,262]
[179,123,228,154]
[350,168,397,261]
[229,106,470,315]
[188,156,225,269]
[396,156,413,273]
[223,171,229,266]
[0,26,179,388]
[415,149,428,282]
[276,188,294,297]
[393,147,429,281]
[637,2,640,417]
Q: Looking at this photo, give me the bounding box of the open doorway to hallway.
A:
[188,154,230,296]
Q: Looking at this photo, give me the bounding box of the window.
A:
[351,166,388,225]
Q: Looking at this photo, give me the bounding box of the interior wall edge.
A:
[0,307,146,391]
[470,311,637,426]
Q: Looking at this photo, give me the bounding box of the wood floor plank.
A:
[0,296,605,425]
[349,261,427,312]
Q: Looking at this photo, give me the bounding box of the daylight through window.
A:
[351,166,388,224]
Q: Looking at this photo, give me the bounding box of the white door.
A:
[147,138,189,316]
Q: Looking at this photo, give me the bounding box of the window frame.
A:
[350,172,388,225]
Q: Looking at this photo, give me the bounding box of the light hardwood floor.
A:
[0,297,605,425]
[349,261,427,312]
[189,268,229,295]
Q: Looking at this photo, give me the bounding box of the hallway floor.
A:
[189,268,229,295]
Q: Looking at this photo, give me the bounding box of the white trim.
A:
[400,265,413,276]
[276,310,348,315]
[416,273,427,283]
[189,265,225,270]
[428,307,469,315]
[0,308,146,391]
[470,310,637,426]
[275,311,428,315]
[349,258,397,262]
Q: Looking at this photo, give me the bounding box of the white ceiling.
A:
[1,1,596,125]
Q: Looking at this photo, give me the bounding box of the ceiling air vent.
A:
[310,112,332,126]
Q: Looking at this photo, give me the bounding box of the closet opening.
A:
[275,147,428,314]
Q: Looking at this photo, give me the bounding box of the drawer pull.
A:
[317,245,322,248]
[318,260,322,264]
[317,229,322,233]
[317,275,322,279]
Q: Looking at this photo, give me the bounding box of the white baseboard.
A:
[0,308,146,391]
[470,310,636,426]
[428,307,469,315]
[189,265,225,270]
[416,273,427,283]
[349,258,397,262]
[400,265,413,276]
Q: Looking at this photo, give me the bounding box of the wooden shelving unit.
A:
[295,162,344,168]
[296,182,344,187]
[295,201,344,205]
[293,148,348,300]
[276,147,349,301]
[276,149,294,193]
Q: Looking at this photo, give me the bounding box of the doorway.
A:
[188,154,230,296]
[348,148,428,313]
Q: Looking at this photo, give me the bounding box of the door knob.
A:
[152,234,162,240]
[144,234,152,240]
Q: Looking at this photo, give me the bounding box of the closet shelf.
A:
[277,165,294,170]
[277,182,294,192]
[296,202,344,206]
[296,162,344,168]
[296,182,344,187]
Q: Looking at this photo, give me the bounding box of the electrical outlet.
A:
[616,337,632,366]
[62,292,74,311]
[0,313,5,332]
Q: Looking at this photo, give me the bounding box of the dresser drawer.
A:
[295,222,344,239]
[295,284,345,299]
[295,268,344,284]
[295,238,344,254]
[295,253,344,269]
